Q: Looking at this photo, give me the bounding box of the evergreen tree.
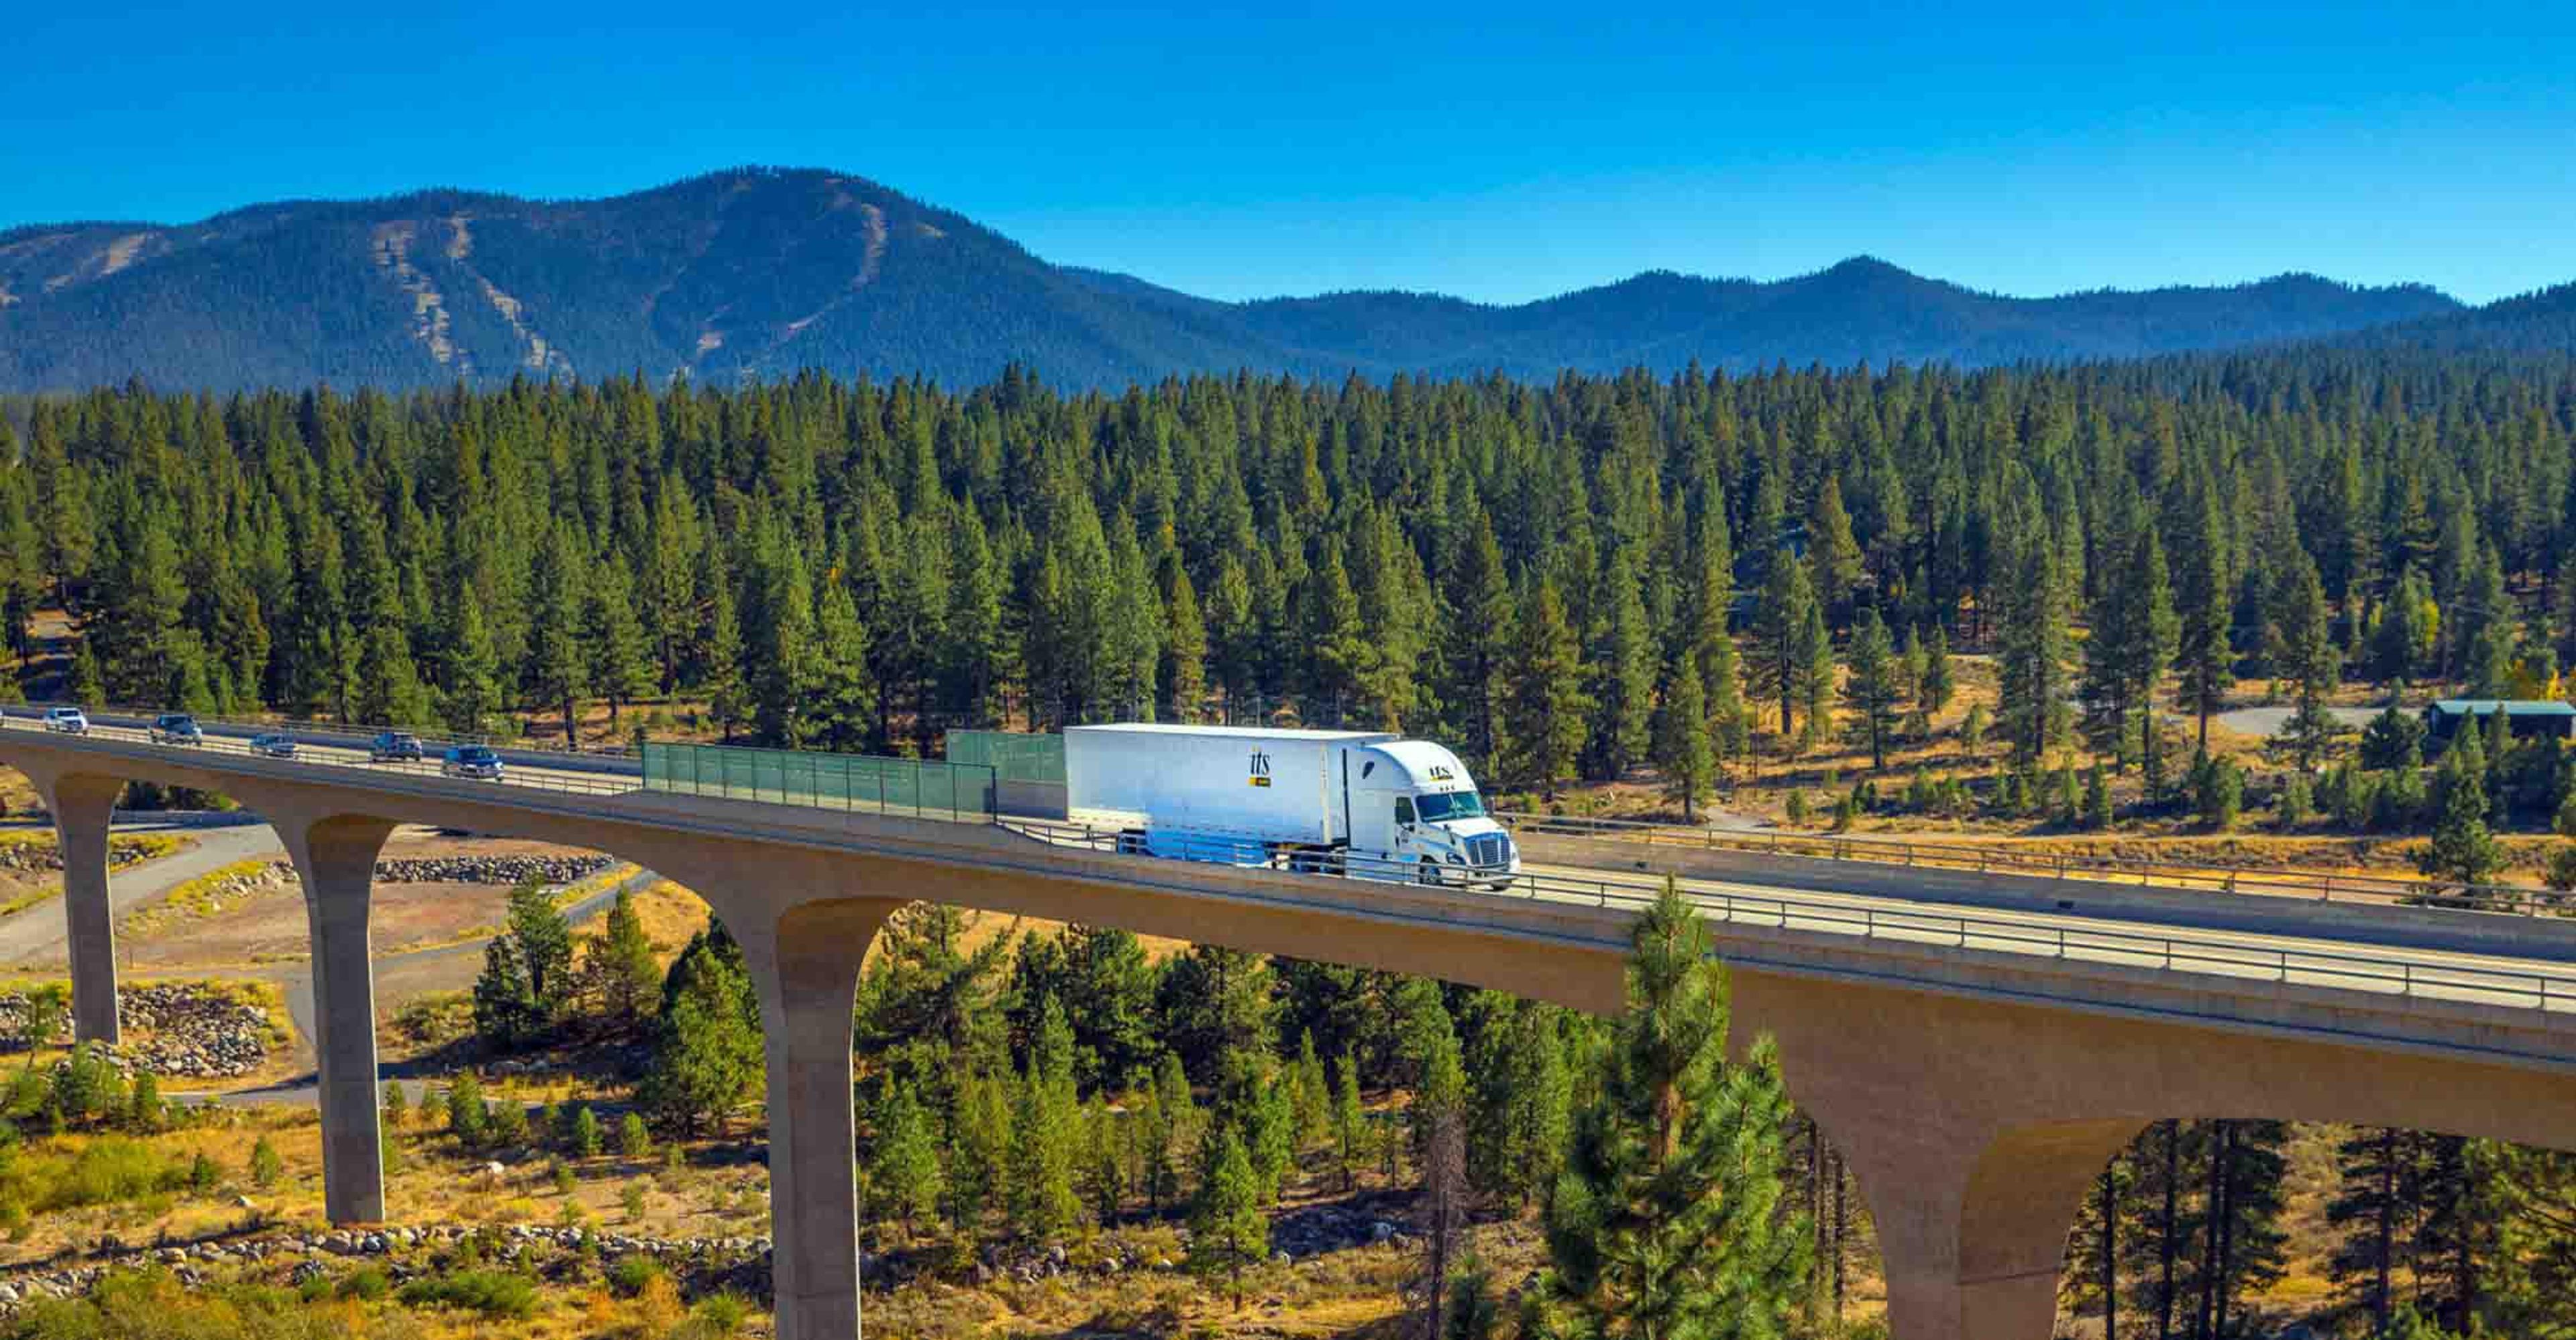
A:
[639,931,763,1137]
[2420,725,2504,889]
[2174,488,2235,756]
[1587,549,1658,780]
[585,888,661,1030]
[584,556,654,725]
[2278,550,2345,767]
[1498,578,1592,798]
[1919,623,1955,718]
[1754,548,1819,746]
[1538,881,1809,1339]
[1655,654,1715,821]
[2082,524,2179,776]
[440,590,502,736]
[1997,488,2076,764]
[873,1080,943,1240]
[1191,1125,1270,1311]
[1806,476,1864,623]
[810,575,877,752]
[526,522,591,745]
[1842,607,1899,771]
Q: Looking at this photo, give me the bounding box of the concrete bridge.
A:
[3,719,2574,1340]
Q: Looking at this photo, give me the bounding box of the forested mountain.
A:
[0,167,2471,393]
[5,342,2576,819]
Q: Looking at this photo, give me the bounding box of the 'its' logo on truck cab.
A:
[1248,750,1272,786]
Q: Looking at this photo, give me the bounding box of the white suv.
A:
[42,707,89,735]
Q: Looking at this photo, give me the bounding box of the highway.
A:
[9,709,2575,1019]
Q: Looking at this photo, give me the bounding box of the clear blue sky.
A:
[7,1,2573,305]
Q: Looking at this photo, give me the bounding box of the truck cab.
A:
[1341,740,1519,887]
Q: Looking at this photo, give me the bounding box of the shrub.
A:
[618,1112,651,1158]
[2545,845,2576,894]
[2278,772,2312,830]
[250,1135,282,1188]
[694,1291,751,1335]
[396,1268,539,1317]
[573,1106,602,1158]
[609,1253,665,1296]
[2193,753,2243,831]
[338,1266,390,1300]
[38,1137,184,1212]
[623,1181,648,1222]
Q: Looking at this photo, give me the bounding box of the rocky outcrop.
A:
[373,856,614,886]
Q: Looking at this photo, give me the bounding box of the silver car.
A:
[248,733,299,759]
[42,707,88,735]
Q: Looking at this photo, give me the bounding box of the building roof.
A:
[2426,699,2576,717]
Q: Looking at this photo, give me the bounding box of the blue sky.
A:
[7,1,2573,305]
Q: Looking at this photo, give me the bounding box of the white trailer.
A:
[1063,723,1519,886]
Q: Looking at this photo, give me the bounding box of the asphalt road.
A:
[0,817,285,968]
[1517,858,2576,1013]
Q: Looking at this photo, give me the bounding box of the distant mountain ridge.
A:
[0,166,2507,393]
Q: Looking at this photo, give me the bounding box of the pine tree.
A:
[1498,578,1592,798]
[585,556,654,725]
[1538,880,1809,1338]
[1755,547,1819,746]
[639,932,763,1137]
[585,888,660,1030]
[1587,548,1657,781]
[949,1066,1014,1230]
[526,522,591,746]
[2420,725,2504,889]
[2277,549,2344,767]
[1805,476,1862,623]
[1190,1125,1269,1311]
[1843,607,1899,771]
[440,590,502,737]
[1997,493,2076,764]
[2082,524,2179,775]
[810,575,877,753]
[1654,654,1715,821]
[873,1080,943,1240]
[2173,486,2236,758]
[1919,623,1955,717]
[1334,1044,1368,1194]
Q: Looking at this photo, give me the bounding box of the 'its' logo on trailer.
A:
[1248,749,1272,787]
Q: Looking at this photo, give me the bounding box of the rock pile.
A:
[0,837,165,874]
[373,855,614,886]
[0,984,270,1078]
[0,1222,777,1313]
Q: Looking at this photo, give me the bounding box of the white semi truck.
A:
[1063,723,1520,887]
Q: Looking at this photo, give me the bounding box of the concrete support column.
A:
[733,898,902,1340]
[40,772,126,1045]
[1835,1117,2140,1340]
[278,813,398,1226]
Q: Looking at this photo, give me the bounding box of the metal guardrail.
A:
[0,710,641,798]
[641,741,996,821]
[8,709,2570,1015]
[999,817,2574,1013]
[1497,810,2569,917]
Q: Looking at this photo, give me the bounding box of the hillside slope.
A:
[0,168,2478,392]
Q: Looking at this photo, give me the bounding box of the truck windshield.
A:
[1413,790,1486,821]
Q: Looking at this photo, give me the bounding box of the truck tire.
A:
[1416,858,1440,886]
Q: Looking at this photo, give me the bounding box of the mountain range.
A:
[0,166,2557,394]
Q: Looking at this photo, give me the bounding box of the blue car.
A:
[442,745,504,780]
